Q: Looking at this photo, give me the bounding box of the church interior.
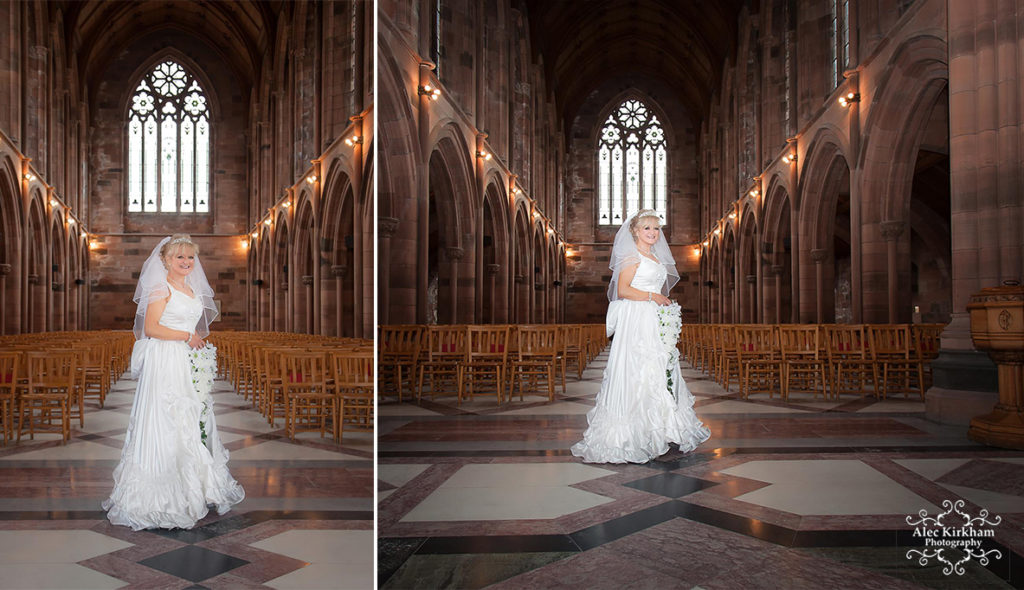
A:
[378,0,1024,588]
[0,1,373,588]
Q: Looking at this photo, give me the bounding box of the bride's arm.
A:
[617,263,670,305]
[143,296,193,341]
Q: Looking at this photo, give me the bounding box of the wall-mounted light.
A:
[264,218,272,226]
[728,212,737,220]
[781,153,797,164]
[713,227,721,236]
[67,218,75,226]
[749,189,760,198]
[24,173,35,182]
[702,239,710,247]
[80,231,87,239]
[418,84,441,100]
[306,175,317,184]
[89,241,99,250]
[344,135,363,147]
[838,92,860,107]
[251,231,258,238]
[476,150,492,161]
[282,201,291,209]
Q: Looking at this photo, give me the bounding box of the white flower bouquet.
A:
[188,343,218,447]
[656,302,682,397]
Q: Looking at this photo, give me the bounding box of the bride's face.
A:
[634,218,661,249]
[164,246,196,280]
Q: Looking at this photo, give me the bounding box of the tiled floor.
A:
[379,351,1024,589]
[0,373,373,590]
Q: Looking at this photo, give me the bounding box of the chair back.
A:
[516,325,559,359]
[779,325,820,360]
[868,325,912,360]
[280,351,328,395]
[332,349,374,392]
[735,326,777,360]
[380,325,422,362]
[425,325,467,360]
[26,351,77,393]
[824,325,867,360]
[0,353,18,395]
[466,325,510,363]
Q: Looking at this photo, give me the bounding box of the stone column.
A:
[379,217,398,325]
[332,265,347,337]
[880,220,906,323]
[445,247,464,324]
[772,265,785,324]
[486,263,500,323]
[514,274,526,323]
[301,275,314,334]
[0,263,10,335]
[746,275,757,324]
[811,249,829,323]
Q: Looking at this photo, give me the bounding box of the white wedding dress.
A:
[103,286,244,530]
[571,256,711,464]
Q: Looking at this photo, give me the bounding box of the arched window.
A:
[127,60,210,213]
[597,98,667,225]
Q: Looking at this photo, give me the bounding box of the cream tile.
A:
[213,409,277,432]
[253,530,373,590]
[400,463,615,522]
[894,458,972,481]
[721,459,941,516]
[938,483,1024,514]
[230,440,364,461]
[0,530,133,563]
[0,439,123,461]
[695,400,809,414]
[79,410,130,433]
[378,464,430,488]
[378,489,396,502]
[0,564,127,590]
[855,400,927,413]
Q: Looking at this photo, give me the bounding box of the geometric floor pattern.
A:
[0,373,373,589]
[379,352,1024,589]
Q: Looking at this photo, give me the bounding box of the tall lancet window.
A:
[597,98,667,225]
[127,60,210,213]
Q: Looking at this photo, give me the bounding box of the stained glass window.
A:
[597,99,667,225]
[127,60,210,213]
[830,0,850,89]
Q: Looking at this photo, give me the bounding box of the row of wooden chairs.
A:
[378,324,607,405]
[0,331,134,444]
[680,323,943,401]
[211,333,374,440]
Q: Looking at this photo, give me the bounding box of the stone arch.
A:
[511,202,532,323]
[481,175,509,323]
[321,159,357,337]
[272,213,290,330]
[0,155,21,333]
[737,209,759,322]
[761,180,794,322]
[292,195,317,334]
[426,125,474,323]
[25,194,47,332]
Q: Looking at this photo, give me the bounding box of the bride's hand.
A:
[651,293,671,306]
[187,333,205,349]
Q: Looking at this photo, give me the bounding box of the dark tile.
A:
[570,501,678,550]
[674,501,797,546]
[138,545,249,583]
[0,510,108,520]
[418,534,580,554]
[623,473,717,498]
[378,537,427,587]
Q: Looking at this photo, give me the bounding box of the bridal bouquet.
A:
[656,302,682,396]
[188,343,218,447]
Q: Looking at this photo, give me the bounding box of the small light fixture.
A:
[282,201,291,208]
[418,84,441,100]
[264,218,272,226]
[306,175,317,184]
[240,239,249,249]
[80,231,87,239]
[251,231,258,238]
[67,218,75,225]
[749,189,760,198]
[703,239,709,247]
[49,198,58,208]
[344,135,363,147]
[24,173,35,182]
[476,150,492,161]
[89,241,99,250]
[782,153,797,164]
[713,228,721,236]
[838,92,860,107]
[728,212,737,220]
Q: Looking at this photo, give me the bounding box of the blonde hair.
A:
[160,234,198,261]
[629,209,661,238]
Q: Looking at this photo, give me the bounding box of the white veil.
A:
[607,210,679,301]
[132,236,219,340]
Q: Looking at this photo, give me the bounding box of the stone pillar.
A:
[486,263,500,323]
[811,249,828,323]
[417,62,435,323]
[0,263,10,335]
[333,265,347,337]
[301,275,314,334]
[880,220,906,324]
[514,274,526,323]
[746,275,757,324]
[446,247,464,324]
[772,265,785,324]
[379,217,398,325]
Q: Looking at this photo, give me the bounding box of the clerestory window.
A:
[597,98,667,225]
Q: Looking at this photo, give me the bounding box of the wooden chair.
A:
[331,349,374,439]
[417,325,466,401]
[716,325,741,390]
[378,325,422,402]
[19,351,77,443]
[778,325,829,400]
[869,324,925,400]
[460,325,510,404]
[280,351,332,439]
[825,325,875,399]
[912,323,944,391]
[509,325,560,402]
[560,324,586,381]
[0,353,18,446]
[735,326,781,399]
[81,342,111,409]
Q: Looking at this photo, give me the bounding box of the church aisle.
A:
[378,351,1024,589]
[0,373,373,590]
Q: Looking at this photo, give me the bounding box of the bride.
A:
[103,234,244,530]
[571,210,710,464]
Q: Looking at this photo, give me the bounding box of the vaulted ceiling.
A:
[523,0,744,128]
[62,0,278,95]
